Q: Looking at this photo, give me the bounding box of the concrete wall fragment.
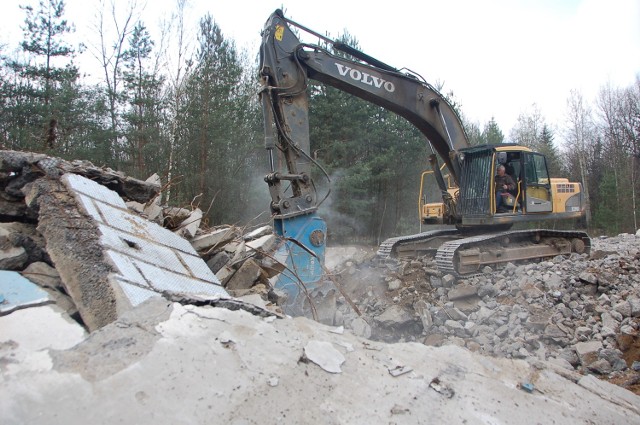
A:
[32,173,227,331]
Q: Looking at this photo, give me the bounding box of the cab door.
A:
[523,153,552,213]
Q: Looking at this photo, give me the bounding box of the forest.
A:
[1,0,639,244]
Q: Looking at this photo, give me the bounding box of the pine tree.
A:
[537,124,563,177]
[122,21,166,177]
[8,0,79,151]
[482,117,504,145]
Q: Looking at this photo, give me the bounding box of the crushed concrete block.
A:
[230,240,247,264]
[143,203,163,222]
[22,262,63,290]
[175,208,202,239]
[575,340,603,366]
[258,256,286,278]
[31,174,227,331]
[215,264,236,286]
[304,340,345,373]
[246,234,277,255]
[448,285,478,301]
[238,294,267,310]
[244,225,273,241]
[226,258,263,291]
[0,245,28,270]
[0,222,49,264]
[126,201,145,213]
[191,227,238,252]
[206,251,232,274]
[0,271,52,314]
[0,304,86,377]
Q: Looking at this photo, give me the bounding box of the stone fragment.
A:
[578,272,598,285]
[191,227,239,252]
[174,208,202,239]
[244,225,273,240]
[629,298,640,317]
[448,285,477,301]
[613,301,632,318]
[388,279,402,291]
[441,274,456,287]
[495,325,510,338]
[246,234,277,255]
[587,359,612,374]
[22,262,63,290]
[257,256,286,278]
[206,251,231,274]
[304,340,345,373]
[413,300,433,330]
[215,264,236,286]
[225,258,263,291]
[575,340,603,366]
[0,245,28,270]
[375,305,414,327]
[350,317,372,339]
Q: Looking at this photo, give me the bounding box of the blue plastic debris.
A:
[0,270,51,315]
[520,382,535,393]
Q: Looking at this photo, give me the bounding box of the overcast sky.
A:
[2,0,639,141]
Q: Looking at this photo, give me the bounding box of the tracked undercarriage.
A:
[378,228,591,277]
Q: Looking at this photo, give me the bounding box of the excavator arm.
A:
[259,10,468,310]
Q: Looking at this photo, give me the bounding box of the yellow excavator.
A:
[258,10,590,309]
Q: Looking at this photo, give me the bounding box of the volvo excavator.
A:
[259,10,590,309]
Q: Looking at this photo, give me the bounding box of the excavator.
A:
[259,10,590,310]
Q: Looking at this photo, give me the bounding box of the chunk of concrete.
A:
[448,285,478,301]
[243,225,273,241]
[191,227,238,252]
[304,340,345,373]
[246,234,277,255]
[30,174,227,331]
[0,245,28,270]
[21,261,61,288]
[225,258,263,291]
[174,208,202,239]
[575,340,603,366]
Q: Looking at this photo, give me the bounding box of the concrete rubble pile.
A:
[2,150,640,424]
[329,234,640,395]
[0,150,288,331]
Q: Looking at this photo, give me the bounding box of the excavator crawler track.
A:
[379,229,590,277]
[377,228,461,259]
[435,229,591,277]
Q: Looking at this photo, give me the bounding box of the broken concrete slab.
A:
[243,225,273,240]
[246,234,277,255]
[21,262,63,290]
[0,304,87,377]
[0,245,27,270]
[225,258,263,291]
[174,208,202,239]
[30,173,227,331]
[190,226,239,252]
[304,340,345,373]
[0,271,52,314]
[1,303,638,424]
[0,150,160,203]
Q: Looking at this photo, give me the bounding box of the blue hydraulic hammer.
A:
[272,213,327,313]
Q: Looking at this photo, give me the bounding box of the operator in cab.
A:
[495,164,516,213]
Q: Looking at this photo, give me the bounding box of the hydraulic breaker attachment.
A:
[272,212,326,313]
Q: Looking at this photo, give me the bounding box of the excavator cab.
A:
[455,144,584,227]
